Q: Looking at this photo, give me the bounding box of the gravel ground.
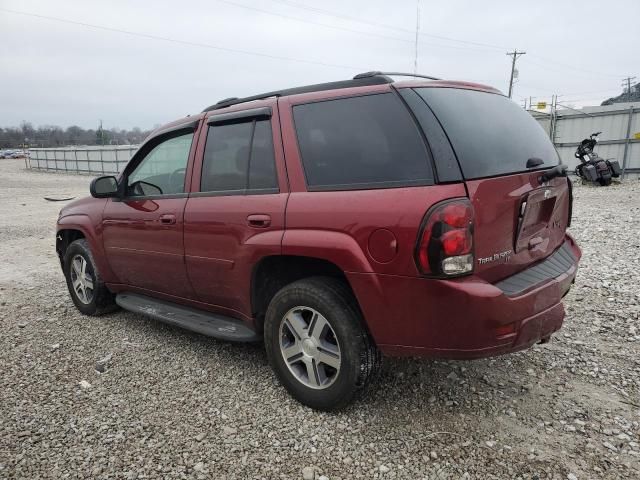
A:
[0,158,638,479]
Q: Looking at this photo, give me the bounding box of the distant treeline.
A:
[0,122,153,148]
[601,83,640,106]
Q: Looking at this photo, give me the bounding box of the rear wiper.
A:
[526,157,544,168]
[538,164,568,184]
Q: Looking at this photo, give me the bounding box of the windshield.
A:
[415,87,559,179]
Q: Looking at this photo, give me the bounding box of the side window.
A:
[200,119,278,193]
[127,132,194,196]
[293,93,434,190]
[249,120,278,190]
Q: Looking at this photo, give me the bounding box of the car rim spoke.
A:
[316,347,340,370]
[284,311,307,340]
[282,341,303,364]
[308,313,329,343]
[72,258,82,277]
[76,284,86,303]
[305,359,320,388]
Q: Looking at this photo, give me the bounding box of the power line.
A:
[0,7,366,71]
[266,0,507,51]
[216,0,420,46]
[216,0,502,54]
[2,4,628,88]
[527,53,623,79]
[517,84,622,97]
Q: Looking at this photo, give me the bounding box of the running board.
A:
[115,293,260,342]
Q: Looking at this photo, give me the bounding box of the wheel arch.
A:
[56,216,117,282]
[56,228,86,267]
[250,255,362,333]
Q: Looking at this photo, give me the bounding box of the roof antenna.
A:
[413,0,420,74]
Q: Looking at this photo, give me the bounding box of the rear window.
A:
[415,88,559,179]
[293,93,433,190]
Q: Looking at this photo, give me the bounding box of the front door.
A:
[102,127,197,299]
[184,103,288,317]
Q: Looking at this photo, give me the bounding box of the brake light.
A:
[415,198,474,276]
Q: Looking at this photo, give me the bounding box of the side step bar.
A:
[115,293,261,342]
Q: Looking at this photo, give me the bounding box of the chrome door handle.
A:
[247,214,271,228]
[160,214,176,225]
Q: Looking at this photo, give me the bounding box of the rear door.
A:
[183,101,288,317]
[413,87,570,283]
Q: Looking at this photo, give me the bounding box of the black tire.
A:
[264,277,381,411]
[574,165,583,178]
[598,176,612,186]
[63,239,117,316]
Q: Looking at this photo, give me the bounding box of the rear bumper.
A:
[348,235,581,359]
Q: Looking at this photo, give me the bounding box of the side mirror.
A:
[90,176,119,198]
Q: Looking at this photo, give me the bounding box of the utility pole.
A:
[413,0,420,74]
[622,76,636,102]
[99,119,104,145]
[506,49,526,98]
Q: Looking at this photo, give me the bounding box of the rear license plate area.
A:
[515,188,557,253]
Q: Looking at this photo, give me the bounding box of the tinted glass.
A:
[128,132,193,195]
[415,88,559,179]
[249,120,278,190]
[293,93,433,189]
[201,120,278,192]
[201,122,252,192]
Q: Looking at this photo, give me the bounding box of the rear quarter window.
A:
[415,88,559,179]
[293,93,434,190]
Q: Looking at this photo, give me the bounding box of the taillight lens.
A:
[415,198,474,276]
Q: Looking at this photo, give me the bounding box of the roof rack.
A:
[202,71,439,112]
[353,71,440,81]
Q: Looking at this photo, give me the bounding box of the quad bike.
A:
[574,132,621,186]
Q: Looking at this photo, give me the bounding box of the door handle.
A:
[247,214,271,228]
[159,214,177,225]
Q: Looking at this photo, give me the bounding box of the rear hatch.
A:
[413,87,570,283]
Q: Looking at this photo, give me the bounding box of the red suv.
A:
[56,72,581,410]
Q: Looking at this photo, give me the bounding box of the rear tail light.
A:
[415,198,474,277]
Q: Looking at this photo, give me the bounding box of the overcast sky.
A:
[0,0,636,130]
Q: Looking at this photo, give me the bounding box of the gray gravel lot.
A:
[0,158,639,479]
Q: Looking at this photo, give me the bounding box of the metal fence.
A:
[531,101,640,175]
[27,145,139,174]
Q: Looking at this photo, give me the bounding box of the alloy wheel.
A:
[279,306,341,389]
[70,254,94,305]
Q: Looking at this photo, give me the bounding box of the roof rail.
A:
[202,75,393,112]
[353,71,441,81]
[216,97,239,105]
